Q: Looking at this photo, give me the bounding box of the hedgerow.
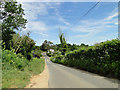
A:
[51,39,120,79]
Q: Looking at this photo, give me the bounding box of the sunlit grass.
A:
[2,57,45,88]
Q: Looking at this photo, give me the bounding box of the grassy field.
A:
[2,58,45,88]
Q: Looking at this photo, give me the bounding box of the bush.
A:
[51,39,120,79]
[11,34,35,60]
[2,49,29,71]
[2,49,45,88]
[46,50,52,57]
[27,53,33,60]
[34,49,42,58]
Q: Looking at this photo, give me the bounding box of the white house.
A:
[48,49,54,54]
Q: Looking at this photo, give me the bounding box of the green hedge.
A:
[51,55,64,64]
[51,39,120,79]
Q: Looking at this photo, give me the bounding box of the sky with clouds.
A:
[19,1,118,46]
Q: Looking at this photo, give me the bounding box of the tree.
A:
[1,1,27,49]
[80,43,89,47]
[41,40,49,51]
[20,35,35,60]
[11,33,35,60]
[11,33,21,53]
[59,31,68,55]
[0,23,2,40]
[33,46,42,58]
[41,40,56,51]
[66,43,77,51]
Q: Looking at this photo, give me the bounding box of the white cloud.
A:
[29,21,48,31]
[106,12,118,20]
[17,2,118,45]
[58,17,70,25]
[34,32,48,37]
[39,33,48,36]
[25,21,48,32]
[54,6,70,25]
[72,26,95,33]
[115,22,118,25]
[74,34,89,38]
[19,2,50,38]
[22,21,48,37]
[21,2,48,21]
[70,9,118,43]
[21,2,69,31]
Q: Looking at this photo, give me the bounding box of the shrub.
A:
[11,34,35,60]
[46,50,52,57]
[2,50,45,88]
[51,39,120,79]
[34,48,42,58]
[2,49,29,71]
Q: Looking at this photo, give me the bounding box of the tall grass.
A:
[2,49,45,88]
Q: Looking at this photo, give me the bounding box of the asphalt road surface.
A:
[42,53,119,88]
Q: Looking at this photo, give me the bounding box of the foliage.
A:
[51,55,64,64]
[56,43,89,52]
[41,40,56,51]
[57,31,89,55]
[27,58,45,75]
[51,39,120,79]
[67,44,78,51]
[1,1,27,49]
[2,49,29,71]
[59,32,68,55]
[1,1,45,88]
[33,46,42,58]
[46,50,52,57]
[11,33,35,60]
[20,35,35,60]
[2,49,45,88]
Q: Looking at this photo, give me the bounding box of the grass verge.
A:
[2,58,45,88]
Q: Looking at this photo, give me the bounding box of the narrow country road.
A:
[43,53,119,88]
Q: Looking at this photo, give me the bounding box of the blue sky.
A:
[19,2,118,46]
